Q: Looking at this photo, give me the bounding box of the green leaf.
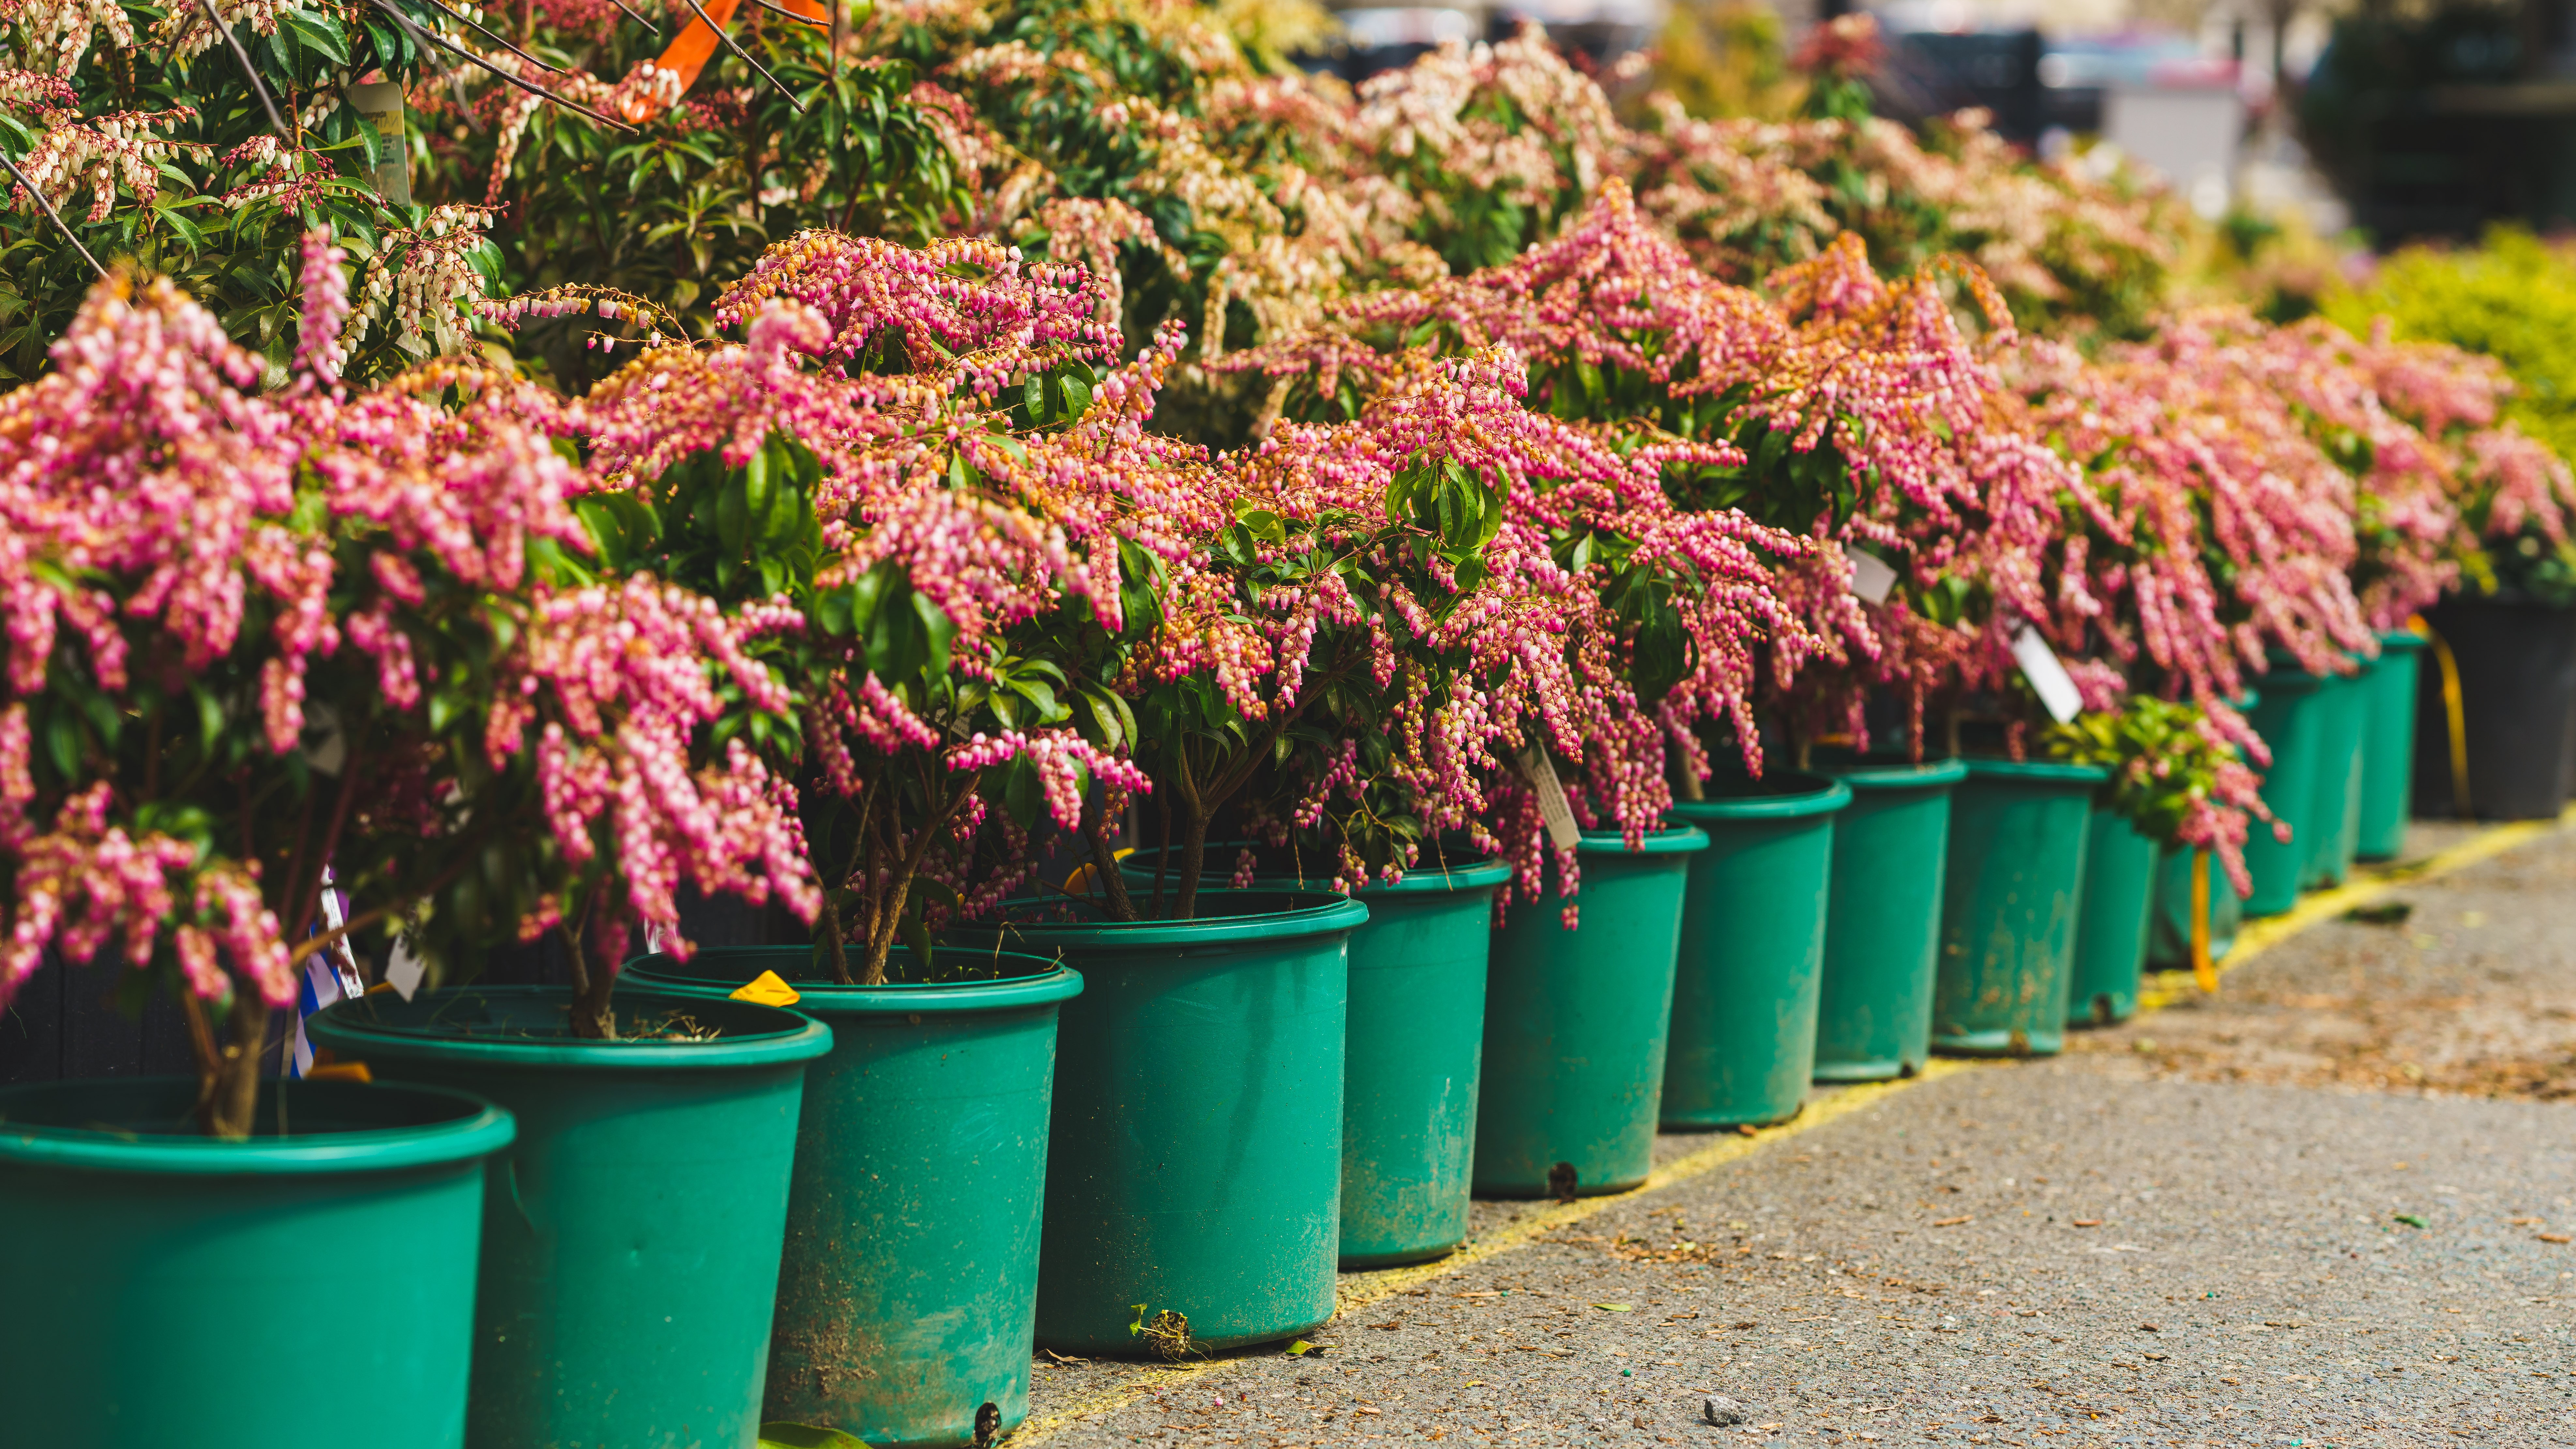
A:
[999,753,1042,830]
[715,472,751,563]
[743,439,777,539]
[912,593,955,678]
[278,8,350,65]
[41,707,81,782]
[1009,676,1060,722]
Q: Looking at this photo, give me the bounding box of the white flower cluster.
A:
[149,0,288,64]
[10,0,135,75]
[354,205,497,358]
[11,108,205,222]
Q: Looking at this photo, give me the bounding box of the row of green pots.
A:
[2237,634,2429,914]
[0,635,2437,1449]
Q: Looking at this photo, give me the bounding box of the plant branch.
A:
[676,0,808,113]
[196,0,287,135]
[0,152,106,279]
[744,0,825,27]
[371,0,639,133]
[1085,784,1137,922]
[412,0,565,73]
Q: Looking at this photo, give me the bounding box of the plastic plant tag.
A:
[303,1061,372,1084]
[345,81,411,205]
[1518,747,1581,850]
[729,970,801,1007]
[1842,543,1898,605]
[384,935,426,1002]
[2009,623,2084,724]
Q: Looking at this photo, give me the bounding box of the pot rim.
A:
[0,1076,515,1176]
[2257,648,2357,685]
[1811,755,1971,790]
[1570,823,1710,855]
[623,947,1084,1016]
[307,984,833,1071]
[2376,630,2430,654]
[1958,758,2111,785]
[1117,847,1515,896]
[1668,771,1853,821]
[945,888,1369,950]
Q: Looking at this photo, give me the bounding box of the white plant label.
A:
[384,934,426,1003]
[2011,623,2084,724]
[1518,747,1582,851]
[346,81,412,206]
[1843,543,1898,605]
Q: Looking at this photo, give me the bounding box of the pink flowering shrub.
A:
[563,231,1170,970]
[2307,319,2576,609]
[1229,181,2071,765]
[0,240,818,1123]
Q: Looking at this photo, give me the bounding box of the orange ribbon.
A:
[641,0,830,119]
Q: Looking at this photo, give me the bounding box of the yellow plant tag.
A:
[729,971,801,1007]
[304,1061,372,1084]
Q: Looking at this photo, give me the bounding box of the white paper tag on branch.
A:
[2010,623,2084,725]
[384,934,425,1003]
[1518,747,1582,851]
[1843,543,1898,605]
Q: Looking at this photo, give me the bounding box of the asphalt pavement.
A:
[1015,822,2576,1448]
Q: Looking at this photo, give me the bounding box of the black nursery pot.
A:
[2414,595,2576,820]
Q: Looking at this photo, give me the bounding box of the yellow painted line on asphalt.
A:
[2136,806,2573,1011]
[1011,1063,1974,1443]
[1016,809,2573,1442]
[1333,1057,1979,1316]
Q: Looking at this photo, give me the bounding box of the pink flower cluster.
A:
[0,240,821,1012]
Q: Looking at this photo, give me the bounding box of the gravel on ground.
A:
[1015,823,2576,1449]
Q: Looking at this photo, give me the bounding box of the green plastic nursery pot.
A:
[622,948,1079,1447]
[2300,663,2370,891]
[944,891,1363,1355]
[2244,670,2328,916]
[0,1076,513,1448]
[2147,843,2244,971]
[1662,774,1850,1128]
[1930,759,2106,1057]
[2067,808,2157,1028]
[1330,859,1508,1266]
[1114,850,1511,1269]
[2356,632,2427,860]
[2147,690,2258,972]
[307,987,830,1449]
[1476,825,1706,1198]
[1809,758,1968,1081]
